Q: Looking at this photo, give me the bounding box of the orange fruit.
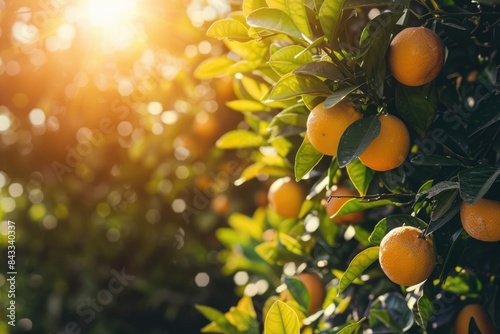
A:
[388,27,445,86]
[379,226,435,286]
[281,272,325,314]
[267,177,306,218]
[306,101,362,156]
[454,304,496,334]
[359,114,410,171]
[211,194,231,216]
[325,186,365,225]
[460,198,500,242]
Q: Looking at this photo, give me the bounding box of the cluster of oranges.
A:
[260,26,499,329]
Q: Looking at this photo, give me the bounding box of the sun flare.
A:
[84,0,138,27]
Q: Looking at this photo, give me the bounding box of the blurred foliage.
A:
[0,0,257,333]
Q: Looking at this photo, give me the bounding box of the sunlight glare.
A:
[84,0,137,26]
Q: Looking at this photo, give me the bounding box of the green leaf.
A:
[286,0,312,37]
[295,137,324,181]
[417,288,435,331]
[458,165,500,205]
[425,194,461,236]
[430,189,458,221]
[331,199,396,218]
[279,233,305,256]
[269,45,313,76]
[323,85,362,109]
[368,215,427,245]
[226,100,268,113]
[267,74,331,101]
[235,162,290,185]
[270,103,309,128]
[346,159,374,196]
[396,83,438,137]
[266,0,288,11]
[467,88,500,136]
[338,247,379,294]
[411,154,462,166]
[370,293,414,332]
[247,8,303,40]
[416,181,459,201]
[293,61,345,82]
[440,229,468,281]
[264,300,300,334]
[319,209,339,246]
[216,130,267,149]
[284,277,310,313]
[196,305,238,334]
[337,116,381,168]
[243,0,268,17]
[194,56,235,80]
[318,0,345,45]
[338,318,367,334]
[207,19,250,41]
[344,0,409,8]
[362,12,402,98]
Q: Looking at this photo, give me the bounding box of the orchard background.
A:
[0,0,498,333]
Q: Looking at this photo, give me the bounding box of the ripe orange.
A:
[268,177,306,218]
[325,186,365,225]
[460,198,500,242]
[388,27,445,86]
[454,304,496,334]
[359,114,410,171]
[379,226,435,286]
[281,272,325,314]
[211,194,231,216]
[306,101,362,156]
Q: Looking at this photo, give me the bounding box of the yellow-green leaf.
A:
[268,73,330,101]
[269,45,313,76]
[264,300,300,334]
[346,158,375,196]
[295,136,323,181]
[286,0,312,37]
[338,247,379,294]
[194,56,235,80]
[216,130,267,149]
[207,19,250,41]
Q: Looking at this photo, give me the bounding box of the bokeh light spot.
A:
[29,108,46,126]
[8,183,23,197]
[147,101,163,115]
[195,272,210,287]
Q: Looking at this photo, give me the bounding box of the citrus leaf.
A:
[295,137,324,181]
[467,88,500,136]
[243,0,268,17]
[430,189,458,221]
[411,154,462,166]
[216,130,267,149]
[266,0,288,11]
[337,317,367,334]
[396,83,438,137]
[269,45,313,76]
[293,61,345,82]
[338,246,379,294]
[368,215,427,245]
[318,0,345,45]
[344,0,409,8]
[284,277,310,313]
[286,0,312,37]
[235,162,290,185]
[337,116,381,168]
[346,158,374,196]
[267,73,331,101]
[194,56,235,80]
[207,19,250,41]
[323,85,362,109]
[416,181,459,201]
[196,305,239,334]
[458,165,500,205]
[417,287,435,331]
[425,194,461,236]
[264,300,300,334]
[226,100,268,112]
[362,11,402,98]
[331,198,395,218]
[247,8,303,40]
[440,228,468,281]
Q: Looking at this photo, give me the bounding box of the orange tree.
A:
[195,0,500,332]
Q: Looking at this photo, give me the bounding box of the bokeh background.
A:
[0,0,259,332]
